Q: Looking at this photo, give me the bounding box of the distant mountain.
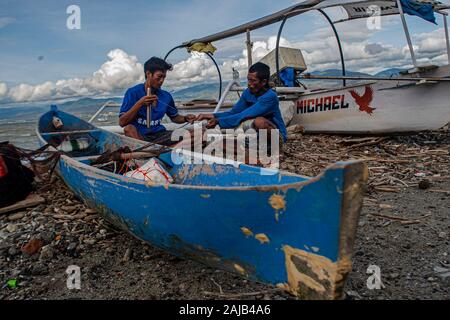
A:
[59,97,122,111]
[300,68,408,88]
[310,69,371,77]
[172,82,245,101]
[172,83,221,101]
[374,68,405,77]
[300,69,371,88]
[54,67,405,109]
[309,68,405,78]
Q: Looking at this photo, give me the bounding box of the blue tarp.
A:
[279,68,295,87]
[400,0,437,24]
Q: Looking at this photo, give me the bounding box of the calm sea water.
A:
[0,99,211,150]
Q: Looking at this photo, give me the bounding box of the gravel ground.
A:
[0,130,448,300]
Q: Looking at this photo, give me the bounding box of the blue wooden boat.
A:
[37,105,368,300]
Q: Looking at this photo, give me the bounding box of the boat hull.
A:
[37,108,368,299]
[284,65,450,133]
[56,155,367,299]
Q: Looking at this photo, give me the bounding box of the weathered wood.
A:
[348,137,389,149]
[203,288,284,298]
[36,107,369,300]
[361,158,411,164]
[42,129,99,136]
[373,186,401,193]
[341,137,377,145]
[428,189,450,195]
[0,194,45,215]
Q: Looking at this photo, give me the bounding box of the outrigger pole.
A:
[396,0,418,68]
[162,0,321,101]
[179,0,321,47]
[246,29,253,67]
[299,74,450,82]
[163,0,450,97]
[441,11,450,64]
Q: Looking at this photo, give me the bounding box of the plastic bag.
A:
[124,158,173,185]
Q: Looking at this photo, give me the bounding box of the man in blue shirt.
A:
[196,62,287,144]
[119,57,196,146]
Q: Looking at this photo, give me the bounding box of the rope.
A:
[132,121,191,153]
[127,158,171,182]
[0,142,62,180]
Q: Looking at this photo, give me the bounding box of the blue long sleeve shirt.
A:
[214,88,287,142]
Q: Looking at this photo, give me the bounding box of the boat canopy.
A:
[328,0,450,23]
[180,0,450,47]
[164,0,450,100]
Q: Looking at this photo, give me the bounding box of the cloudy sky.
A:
[0,0,449,103]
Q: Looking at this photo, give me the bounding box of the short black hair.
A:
[249,62,270,84]
[144,57,172,78]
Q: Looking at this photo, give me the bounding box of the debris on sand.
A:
[0,130,448,300]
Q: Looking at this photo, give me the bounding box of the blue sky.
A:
[0,0,297,84]
[1,0,449,102]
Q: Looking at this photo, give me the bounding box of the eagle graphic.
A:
[349,86,376,115]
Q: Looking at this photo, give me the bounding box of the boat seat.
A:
[41,129,101,136]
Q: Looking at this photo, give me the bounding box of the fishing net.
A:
[0,142,62,207]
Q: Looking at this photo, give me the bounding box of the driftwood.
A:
[373,186,400,193]
[341,137,380,145]
[280,130,448,196]
[203,288,284,299]
[369,213,431,225]
[0,194,46,215]
[428,189,450,195]
[348,137,389,149]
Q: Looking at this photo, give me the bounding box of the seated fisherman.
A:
[119,57,196,146]
[196,62,287,147]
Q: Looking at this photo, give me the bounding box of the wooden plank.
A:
[41,129,99,136]
[348,137,388,149]
[373,186,400,193]
[428,189,450,195]
[0,194,46,215]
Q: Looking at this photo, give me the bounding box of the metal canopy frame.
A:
[164,47,223,101]
[163,0,450,92]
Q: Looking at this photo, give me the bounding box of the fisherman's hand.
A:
[184,114,196,124]
[196,113,214,122]
[138,95,158,107]
[206,118,219,129]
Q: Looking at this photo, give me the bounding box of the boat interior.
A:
[38,108,308,187]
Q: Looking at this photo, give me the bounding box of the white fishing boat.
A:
[157,0,450,134]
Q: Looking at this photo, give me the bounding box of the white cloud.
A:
[2,22,449,103]
[0,17,15,29]
[8,82,58,102]
[415,28,449,54]
[3,49,144,103]
[84,49,143,92]
[165,35,292,89]
[0,82,7,98]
